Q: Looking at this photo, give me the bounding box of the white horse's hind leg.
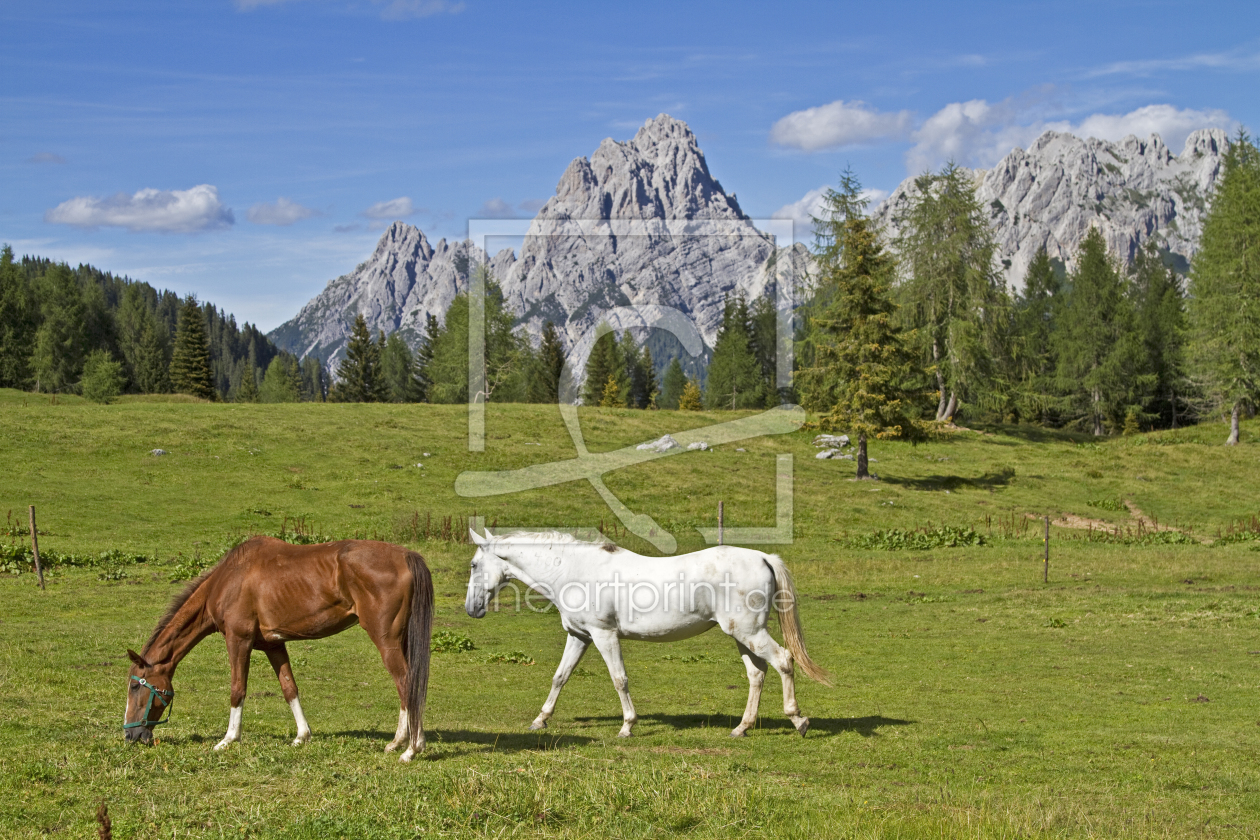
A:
[214,704,243,751]
[590,631,637,737]
[742,629,809,737]
[531,633,589,730]
[385,709,408,752]
[731,643,767,737]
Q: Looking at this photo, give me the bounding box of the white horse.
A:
[464,530,831,738]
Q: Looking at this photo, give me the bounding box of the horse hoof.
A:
[617,729,633,738]
[293,732,310,746]
[794,717,810,738]
[213,740,233,752]
[399,749,415,763]
[730,729,746,738]
[528,720,547,731]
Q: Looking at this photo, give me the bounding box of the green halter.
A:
[124,676,174,729]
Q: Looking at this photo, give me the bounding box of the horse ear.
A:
[469,528,487,547]
[127,649,150,668]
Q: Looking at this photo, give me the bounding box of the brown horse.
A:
[124,536,434,761]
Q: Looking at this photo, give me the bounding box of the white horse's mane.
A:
[489,530,611,548]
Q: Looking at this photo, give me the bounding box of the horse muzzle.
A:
[125,725,154,745]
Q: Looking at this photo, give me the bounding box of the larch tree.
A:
[894,162,1010,422]
[1188,130,1260,445]
[796,169,928,479]
[169,295,216,400]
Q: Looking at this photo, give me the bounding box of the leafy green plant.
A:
[432,629,476,653]
[841,524,985,551]
[1087,497,1126,511]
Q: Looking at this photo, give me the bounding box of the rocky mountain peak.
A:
[873,127,1229,287]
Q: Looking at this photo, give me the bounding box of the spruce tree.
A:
[0,245,35,388]
[705,294,762,409]
[640,345,658,408]
[894,162,1010,421]
[1012,247,1063,423]
[748,295,780,406]
[117,285,170,394]
[80,350,124,404]
[333,314,387,402]
[1188,129,1260,445]
[169,296,216,400]
[1053,227,1146,435]
[582,327,625,405]
[415,313,440,402]
[1130,242,1188,428]
[299,356,326,402]
[32,264,87,393]
[528,320,566,403]
[236,359,261,402]
[381,332,424,402]
[797,170,927,479]
[660,357,686,409]
[425,272,528,403]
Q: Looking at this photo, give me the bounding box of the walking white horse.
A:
[464,530,831,738]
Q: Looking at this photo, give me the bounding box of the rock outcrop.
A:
[872,128,1229,288]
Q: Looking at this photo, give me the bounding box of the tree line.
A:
[795,128,1260,472]
[0,250,327,403]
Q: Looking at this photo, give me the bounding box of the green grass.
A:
[2,388,1260,838]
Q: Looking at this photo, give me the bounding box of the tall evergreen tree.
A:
[169,296,216,400]
[894,162,1011,421]
[261,354,302,403]
[797,170,927,479]
[381,332,424,402]
[299,356,327,402]
[527,320,566,403]
[1189,129,1260,445]
[747,294,780,406]
[116,285,170,394]
[415,313,441,402]
[1012,247,1063,423]
[333,314,388,402]
[639,345,658,408]
[236,358,261,402]
[32,264,87,393]
[582,327,626,405]
[705,294,762,409]
[1054,227,1146,435]
[0,245,35,388]
[80,350,124,404]
[1130,242,1189,428]
[660,357,686,409]
[426,270,528,403]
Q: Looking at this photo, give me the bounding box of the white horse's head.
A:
[465,529,511,619]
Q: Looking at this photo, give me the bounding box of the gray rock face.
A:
[872,128,1229,288]
[270,115,807,371]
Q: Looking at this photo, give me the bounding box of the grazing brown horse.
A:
[124,536,434,762]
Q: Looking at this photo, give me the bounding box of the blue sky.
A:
[3,0,1256,331]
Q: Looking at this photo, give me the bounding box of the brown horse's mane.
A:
[143,539,253,653]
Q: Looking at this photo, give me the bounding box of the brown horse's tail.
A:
[764,554,833,687]
[405,551,434,744]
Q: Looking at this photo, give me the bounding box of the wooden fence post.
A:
[29,505,45,591]
[1043,515,1050,584]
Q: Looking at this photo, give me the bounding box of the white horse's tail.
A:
[764,554,833,687]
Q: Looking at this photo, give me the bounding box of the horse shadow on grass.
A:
[325,727,598,758]
[572,713,913,738]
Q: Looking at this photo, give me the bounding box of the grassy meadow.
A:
[2,387,1260,838]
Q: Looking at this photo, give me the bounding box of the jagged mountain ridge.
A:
[269,115,805,369]
[871,128,1229,287]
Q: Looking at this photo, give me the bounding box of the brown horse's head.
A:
[124,649,173,744]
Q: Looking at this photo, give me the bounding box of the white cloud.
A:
[1072,105,1234,152]
[476,197,518,219]
[362,196,416,220]
[247,197,319,226]
[44,184,234,233]
[1088,49,1260,77]
[770,100,913,152]
[27,152,66,165]
[905,100,1235,174]
[773,185,891,243]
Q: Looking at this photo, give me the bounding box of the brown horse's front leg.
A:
[215,634,252,751]
[265,646,311,746]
